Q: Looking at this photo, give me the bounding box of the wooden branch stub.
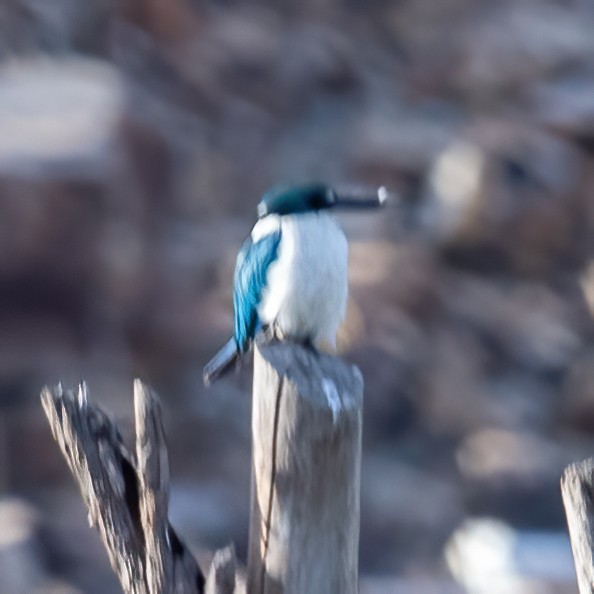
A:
[206,546,237,594]
[41,381,214,594]
[134,380,173,594]
[248,341,363,594]
[42,383,148,594]
[561,459,594,594]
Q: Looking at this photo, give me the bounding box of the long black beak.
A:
[330,185,397,208]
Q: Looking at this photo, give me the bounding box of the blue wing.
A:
[233,228,282,351]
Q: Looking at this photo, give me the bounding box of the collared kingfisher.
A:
[203,183,390,385]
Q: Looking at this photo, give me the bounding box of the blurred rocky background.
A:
[1,0,594,592]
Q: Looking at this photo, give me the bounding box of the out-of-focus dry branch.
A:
[41,380,237,594]
[561,459,594,594]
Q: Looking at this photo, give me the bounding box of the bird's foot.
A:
[259,324,283,345]
[258,326,319,354]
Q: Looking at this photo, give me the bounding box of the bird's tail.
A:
[203,339,239,386]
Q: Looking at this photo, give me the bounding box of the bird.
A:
[203,183,390,385]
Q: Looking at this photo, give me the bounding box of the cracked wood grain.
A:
[248,341,363,594]
[562,459,594,594]
[41,381,236,594]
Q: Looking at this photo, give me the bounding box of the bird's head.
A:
[257,183,393,218]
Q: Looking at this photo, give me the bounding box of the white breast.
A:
[253,212,348,348]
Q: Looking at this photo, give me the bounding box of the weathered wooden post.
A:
[248,341,363,594]
[42,342,363,593]
[561,459,594,594]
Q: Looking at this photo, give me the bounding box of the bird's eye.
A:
[307,190,326,209]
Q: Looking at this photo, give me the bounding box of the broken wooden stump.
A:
[248,341,363,594]
[41,380,236,594]
[41,342,363,594]
[561,459,594,594]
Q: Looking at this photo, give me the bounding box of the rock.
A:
[31,581,82,594]
[456,429,573,527]
[283,25,358,94]
[0,58,124,176]
[438,275,582,373]
[494,284,581,373]
[457,429,568,486]
[0,58,149,386]
[361,456,464,571]
[445,518,577,594]
[453,4,594,101]
[169,481,248,553]
[173,13,358,121]
[0,0,116,56]
[483,371,558,431]
[122,0,200,43]
[37,488,121,594]
[380,0,480,96]
[534,75,594,146]
[348,241,437,315]
[382,2,594,102]
[417,274,582,435]
[416,323,490,434]
[361,576,463,594]
[420,122,583,274]
[421,138,488,245]
[346,240,437,434]
[0,498,45,593]
[348,106,456,184]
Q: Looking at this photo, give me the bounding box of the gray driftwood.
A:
[42,343,363,594]
[41,380,237,594]
[562,459,594,594]
[248,341,363,594]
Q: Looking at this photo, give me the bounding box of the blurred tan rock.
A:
[123,0,201,43]
[534,76,594,144]
[417,323,489,433]
[0,0,116,56]
[445,518,576,594]
[453,3,594,100]
[499,284,581,372]
[0,58,149,394]
[456,429,568,485]
[349,108,455,183]
[0,58,124,176]
[440,275,582,372]
[421,122,583,274]
[361,576,463,594]
[362,455,464,567]
[0,56,142,278]
[0,498,45,593]
[414,273,582,436]
[456,427,582,528]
